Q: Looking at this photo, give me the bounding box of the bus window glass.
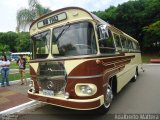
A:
[120,35,126,48]
[120,35,129,52]
[132,42,136,50]
[133,42,140,50]
[113,33,121,48]
[52,22,97,56]
[31,30,50,59]
[128,40,134,50]
[98,27,115,54]
[136,42,140,50]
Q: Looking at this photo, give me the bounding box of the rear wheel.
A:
[131,68,138,82]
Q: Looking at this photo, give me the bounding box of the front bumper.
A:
[28,89,104,110]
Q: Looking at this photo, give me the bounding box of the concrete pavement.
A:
[1,64,160,117]
[17,64,160,120]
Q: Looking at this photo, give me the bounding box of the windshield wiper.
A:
[55,22,70,42]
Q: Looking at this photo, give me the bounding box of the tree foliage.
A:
[0,32,30,53]
[93,0,160,53]
[143,21,160,51]
[1,0,159,53]
[16,0,51,32]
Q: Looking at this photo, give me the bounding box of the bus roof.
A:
[30,7,111,35]
[30,7,109,29]
[29,7,138,43]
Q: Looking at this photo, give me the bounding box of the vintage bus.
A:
[28,7,142,113]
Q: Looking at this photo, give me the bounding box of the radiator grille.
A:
[37,62,66,94]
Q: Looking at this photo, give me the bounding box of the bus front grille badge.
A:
[37,61,67,95]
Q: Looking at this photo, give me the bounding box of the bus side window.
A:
[132,41,140,51]
[128,40,134,52]
[120,35,128,52]
[132,41,136,51]
[113,33,122,52]
[97,25,115,54]
[136,42,140,51]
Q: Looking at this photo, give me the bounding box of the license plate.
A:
[43,89,54,96]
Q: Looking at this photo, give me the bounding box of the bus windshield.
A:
[32,30,50,59]
[52,21,97,57]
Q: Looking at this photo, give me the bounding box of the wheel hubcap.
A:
[104,85,113,108]
[134,74,137,80]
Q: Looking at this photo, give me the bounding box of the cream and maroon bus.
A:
[28,7,142,113]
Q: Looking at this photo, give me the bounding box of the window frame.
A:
[97,25,116,54]
[51,21,98,57]
[112,32,122,52]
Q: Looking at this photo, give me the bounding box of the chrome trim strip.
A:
[68,74,103,79]
[29,53,123,63]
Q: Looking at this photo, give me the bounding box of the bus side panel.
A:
[116,64,136,92]
[116,53,141,93]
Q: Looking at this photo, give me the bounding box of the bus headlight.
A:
[75,84,97,96]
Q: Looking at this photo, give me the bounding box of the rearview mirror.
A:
[98,25,109,41]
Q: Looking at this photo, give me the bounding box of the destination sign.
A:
[37,12,67,28]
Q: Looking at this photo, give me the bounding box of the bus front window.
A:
[31,30,50,59]
[52,22,97,57]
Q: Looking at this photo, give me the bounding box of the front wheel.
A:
[97,84,113,114]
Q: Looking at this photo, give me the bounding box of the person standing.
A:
[0,57,2,71]
[17,55,27,85]
[0,57,3,78]
[1,55,10,87]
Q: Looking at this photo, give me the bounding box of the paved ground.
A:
[0,64,160,120]
[108,64,160,114]
[16,64,160,120]
[0,82,30,111]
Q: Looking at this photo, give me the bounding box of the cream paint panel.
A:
[64,59,87,74]
[30,9,92,36]
[116,53,142,92]
[30,63,39,73]
[28,90,104,110]
[126,52,142,64]
[117,65,136,92]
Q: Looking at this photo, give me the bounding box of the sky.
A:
[0,0,129,32]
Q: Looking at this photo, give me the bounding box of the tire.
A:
[136,67,139,76]
[131,68,138,82]
[96,84,113,114]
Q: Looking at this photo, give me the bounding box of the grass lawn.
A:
[142,54,160,63]
[0,73,30,81]
[10,61,29,69]
[0,61,30,82]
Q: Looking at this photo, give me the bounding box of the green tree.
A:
[16,0,51,31]
[0,32,18,52]
[143,21,160,52]
[0,32,31,53]
[0,44,10,52]
[93,0,160,52]
[15,32,31,52]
